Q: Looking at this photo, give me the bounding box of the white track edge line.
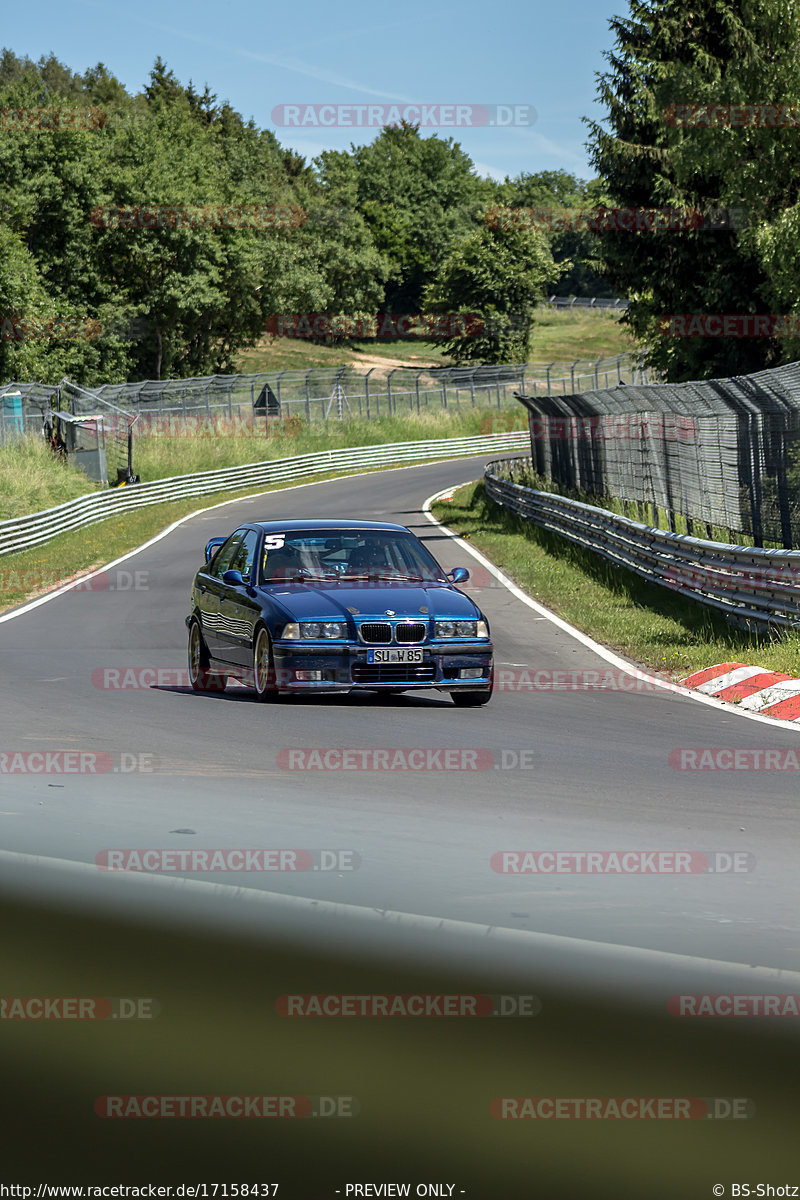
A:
[422,484,800,735]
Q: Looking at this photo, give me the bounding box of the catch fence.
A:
[515,361,800,549]
[1,356,647,442]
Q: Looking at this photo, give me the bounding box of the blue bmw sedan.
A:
[186,519,493,705]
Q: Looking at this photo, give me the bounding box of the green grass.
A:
[432,480,800,681]
[236,336,453,373]
[0,437,99,520]
[0,464,405,615]
[0,411,530,613]
[235,309,637,375]
[131,410,528,483]
[0,412,529,519]
[527,307,636,361]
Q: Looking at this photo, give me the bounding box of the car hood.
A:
[258,583,480,623]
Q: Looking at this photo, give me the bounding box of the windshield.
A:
[259,528,447,585]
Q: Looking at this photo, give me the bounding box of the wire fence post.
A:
[305,371,311,423]
[276,371,286,419]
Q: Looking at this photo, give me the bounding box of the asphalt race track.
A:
[2,454,799,972]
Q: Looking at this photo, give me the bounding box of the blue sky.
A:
[4,0,623,181]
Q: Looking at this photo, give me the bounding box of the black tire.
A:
[451,667,493,707]
[188,619,227,693]
[252,626,279,702]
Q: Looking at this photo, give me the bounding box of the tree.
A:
[584,0,800,380]
[492,170,614,297]
[351,123,491,314]
[423,223,556,364]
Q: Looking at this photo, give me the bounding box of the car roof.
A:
[244,519,411,534]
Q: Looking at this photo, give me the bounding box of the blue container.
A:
[1,391,24,438]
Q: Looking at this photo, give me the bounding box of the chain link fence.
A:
[0,356,648,441]
[515,360,800,549]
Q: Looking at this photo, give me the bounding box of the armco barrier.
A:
[0,432,529,560]
[484,458,800,630]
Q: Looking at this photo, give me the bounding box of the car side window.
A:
[230,529,259,582]
[209,532,244,579]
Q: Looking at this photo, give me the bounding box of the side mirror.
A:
[205,537,227,563]
[448,567,470,584]
[222,569,245,586]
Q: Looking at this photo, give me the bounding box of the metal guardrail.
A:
[546,297,629,311]
[0,432,529,560]
[484,458,800,630]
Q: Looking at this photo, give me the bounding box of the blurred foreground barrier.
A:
[1,849,799,1193]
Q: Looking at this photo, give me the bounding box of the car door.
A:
[217,528,261,668]
[201,531,245,660]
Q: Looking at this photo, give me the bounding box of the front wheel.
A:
[188,619,227,692]
[451,668,493,707]
[252,626,279,702]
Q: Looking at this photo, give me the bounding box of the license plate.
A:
[367,648,423,664]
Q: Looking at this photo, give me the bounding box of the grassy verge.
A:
[0,437,98,520]
[132,410,527,483]
[431,480,800,680]
[0,412,530,518]
[0,463,416,615]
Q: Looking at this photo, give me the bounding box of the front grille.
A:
[395,622,427,644]
[352,664,436,684]
[358,622,392,644]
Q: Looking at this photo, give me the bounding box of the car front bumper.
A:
[271,640,494,692]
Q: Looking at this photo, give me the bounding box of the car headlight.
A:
[435,620,478,638]
[281,621,346,640]
[320,622,346,639]
[476,619,489,639]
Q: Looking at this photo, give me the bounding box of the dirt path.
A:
[346,353,442,370]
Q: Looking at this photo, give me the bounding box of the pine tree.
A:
[586,0,800,380]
